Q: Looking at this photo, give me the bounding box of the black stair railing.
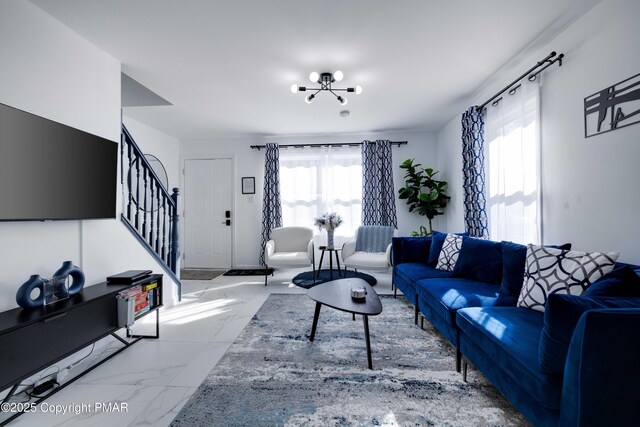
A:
[120,125,181,296]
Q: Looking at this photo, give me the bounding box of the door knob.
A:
[221,220,231,226]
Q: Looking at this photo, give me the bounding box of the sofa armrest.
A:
[265,240,275,263]
[342,240,356,260]
[392,236,431,266]
[307,239,314,263]
[560,308,640,426]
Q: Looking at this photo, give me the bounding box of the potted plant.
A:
[398,159,450,236]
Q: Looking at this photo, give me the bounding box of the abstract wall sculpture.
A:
[584,72,640,138]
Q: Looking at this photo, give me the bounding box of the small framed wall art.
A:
[242,177,255,194]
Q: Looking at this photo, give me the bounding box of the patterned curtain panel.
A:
[461,106,489,238]
[260,143,283,265]
[361,140,397,228]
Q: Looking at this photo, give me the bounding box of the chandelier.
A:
[291,71,362,105]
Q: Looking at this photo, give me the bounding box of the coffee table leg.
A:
[310,302,322,341]
[363,314,373,369]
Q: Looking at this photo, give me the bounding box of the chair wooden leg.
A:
[462,358,468,382]
[264,265,268,286]
[456,348,462,373]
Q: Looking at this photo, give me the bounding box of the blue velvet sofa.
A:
[392,233,640,426]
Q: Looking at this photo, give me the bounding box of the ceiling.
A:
[31,0,597,140]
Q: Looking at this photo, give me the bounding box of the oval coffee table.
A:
[307,278,383,369]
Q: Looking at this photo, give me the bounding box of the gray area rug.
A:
[171,294,528,426]
[180,269,226,280]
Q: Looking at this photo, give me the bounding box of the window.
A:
[279,146,362,237]
[485,81,540,244]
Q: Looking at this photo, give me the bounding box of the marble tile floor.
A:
[8,268,393,427]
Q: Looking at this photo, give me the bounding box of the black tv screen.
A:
[0,102,117,221]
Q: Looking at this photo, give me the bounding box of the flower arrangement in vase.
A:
[314,212,343,249]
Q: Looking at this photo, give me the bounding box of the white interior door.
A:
[184,159,232,268]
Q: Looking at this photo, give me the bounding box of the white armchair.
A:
[342,226,395,272]
[264,226,314,286]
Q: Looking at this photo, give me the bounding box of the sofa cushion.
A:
[395,263,453,286]
[427,230,468,266]
[457,307,563,410]
[266,251,312,267]
[436,234,463,271]
[343,251,389,269]
[416,278,515,327]
[392,236,431,265]
[539,294,640,373]
[517,244,619,312]
[453,237,503,283]
[500,241,572,298]
[582,266,640,298]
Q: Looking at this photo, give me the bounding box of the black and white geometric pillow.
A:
[436,234,463,271]
[517,244,619,312]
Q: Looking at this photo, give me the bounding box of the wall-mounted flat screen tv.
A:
[0,102,117,221]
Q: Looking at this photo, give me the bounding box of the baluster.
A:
[170,188,180,273]
[156,182,161,254]
[120,132,125,185]
[127,141,133,222]
[135,153,140,229]
[168,204,173,265]
[162,195,167,262]
[150,178,155,248]
[142,166,148,239]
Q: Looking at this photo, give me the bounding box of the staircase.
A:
[120,125,181,300]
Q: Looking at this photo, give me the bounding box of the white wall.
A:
[436,116,464,232]
[0,1,119,312]
[436,0,640,262]
[181,130,437,267]
[0,1,180,314]
[123,115,181,191]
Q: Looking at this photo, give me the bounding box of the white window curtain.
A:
[279,146,362,237]
[485,80,541,244]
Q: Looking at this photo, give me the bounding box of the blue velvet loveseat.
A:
[392,232,640,426]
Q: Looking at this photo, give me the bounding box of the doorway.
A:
[183,158,233,268]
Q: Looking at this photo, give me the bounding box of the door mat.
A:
[223,268,274,276]
[180,269,226,280]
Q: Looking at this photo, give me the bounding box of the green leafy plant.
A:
[398,159,450,236]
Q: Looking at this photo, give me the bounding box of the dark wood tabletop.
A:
[307,278,382,316]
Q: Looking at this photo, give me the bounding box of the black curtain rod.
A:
[250,141,408,150]
[478,51,564,110]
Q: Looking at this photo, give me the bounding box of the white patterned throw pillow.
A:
[436,234,463,271]
[517,244,619,312]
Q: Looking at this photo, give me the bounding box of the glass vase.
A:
[327,229,335,249]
